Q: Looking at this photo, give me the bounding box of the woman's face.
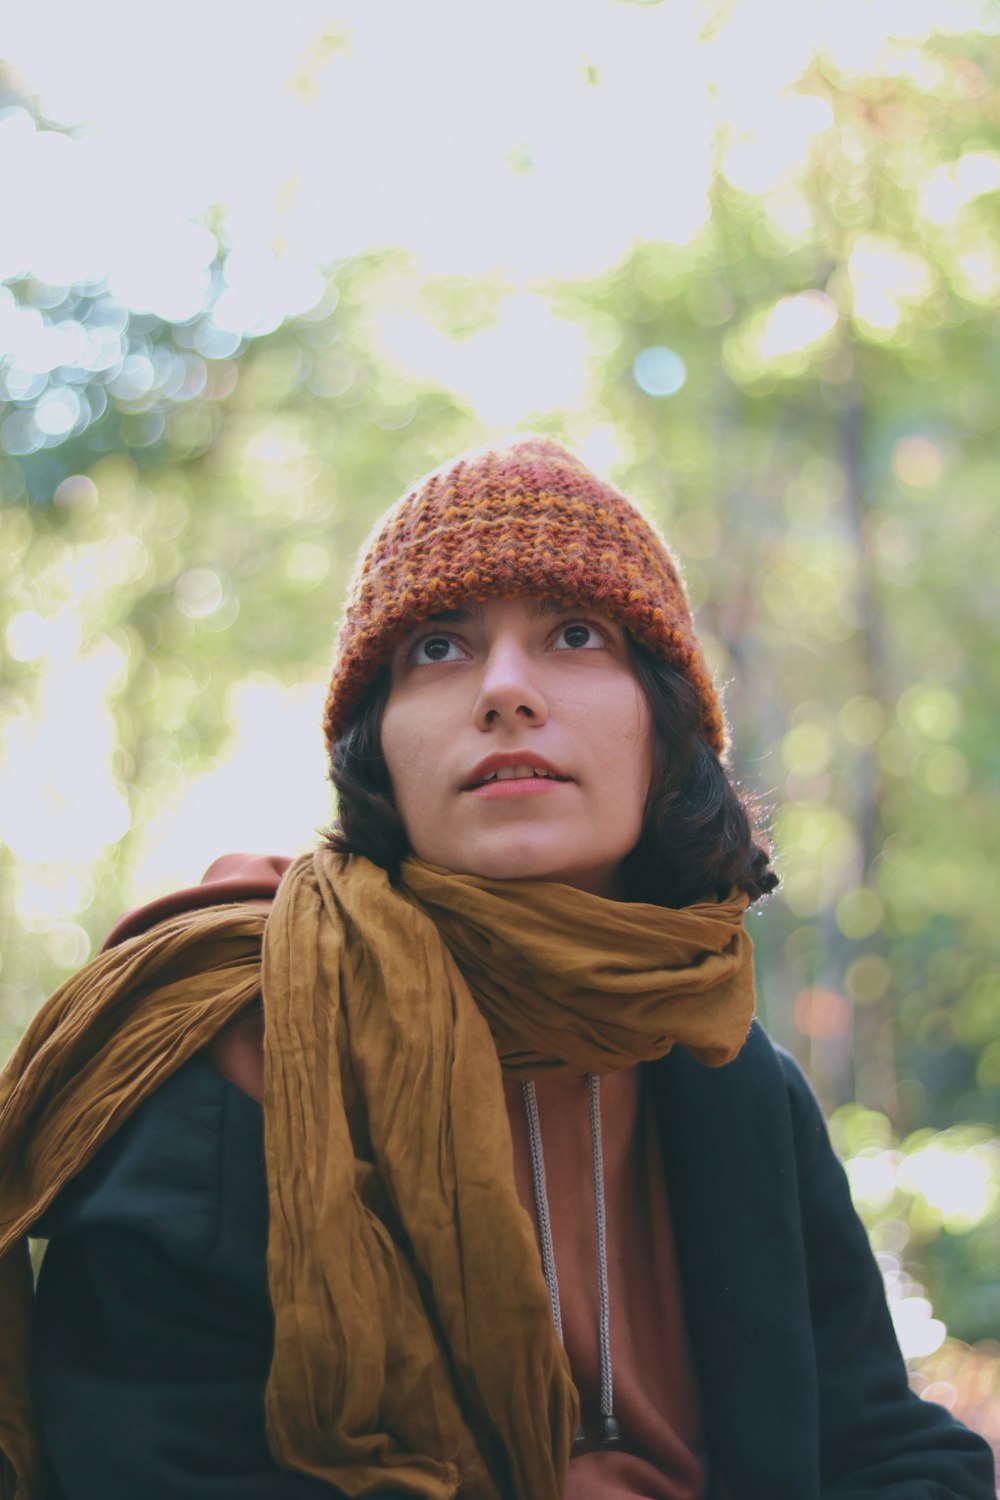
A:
[380,596,654,897]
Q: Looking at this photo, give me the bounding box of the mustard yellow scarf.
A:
[0,850,755,1500]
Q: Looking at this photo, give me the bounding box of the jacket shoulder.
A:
[103,852,291,949]
[33,1051,267,1269]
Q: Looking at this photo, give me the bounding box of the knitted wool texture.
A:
[323,437,726,755]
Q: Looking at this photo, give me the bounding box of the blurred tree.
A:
[560,36,1000,1140]
[1,248,482,1043]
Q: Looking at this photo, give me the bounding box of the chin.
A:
[449,842,618,896]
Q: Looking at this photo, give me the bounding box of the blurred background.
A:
[1,0,998,1468]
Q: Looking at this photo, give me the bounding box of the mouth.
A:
[462,760,572,792]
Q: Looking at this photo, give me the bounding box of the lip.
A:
[466,777,566,800]
[461,751,572,792]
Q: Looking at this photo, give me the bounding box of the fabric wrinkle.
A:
[0,847,757,1500]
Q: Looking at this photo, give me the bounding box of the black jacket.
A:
[30,1022,994,1500]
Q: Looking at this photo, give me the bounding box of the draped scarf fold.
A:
[0,850,755,1500]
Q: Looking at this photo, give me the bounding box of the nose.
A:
[473,638,548,728]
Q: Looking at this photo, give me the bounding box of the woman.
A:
[0,438,993,1499]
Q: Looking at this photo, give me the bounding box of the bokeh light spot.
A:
[891,1297,947,1360]
[794,986,852,1040]
[758,290,837,358]
[917,747,970,798]
[174,568,224,620]
[845,1150,899,1212]
[781,721,833,777]
[845,954,892,1004]
[893,435,944,488]
[33,386,82,437]
[633,346,687,398]
[848,234,935,333]
[108,354,156,402]
[47,922,92,970]
[897,1146,999,1231]
[896,683,962,740]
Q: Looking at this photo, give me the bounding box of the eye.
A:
[552,620,605,651]
[410,633,467,665]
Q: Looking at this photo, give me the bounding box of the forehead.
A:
[407,598,572,631]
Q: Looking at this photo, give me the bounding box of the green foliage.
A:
[830,1104,1000,1343]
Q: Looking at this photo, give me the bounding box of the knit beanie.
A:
[323,437,726,755]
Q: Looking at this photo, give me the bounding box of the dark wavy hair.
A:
[325,639,778,909]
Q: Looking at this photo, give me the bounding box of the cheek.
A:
[621,684,655,798]
[379,702,441,841]
[566,680,653,815]
[379,702,416,806]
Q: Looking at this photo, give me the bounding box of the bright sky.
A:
[3,0,997,423]
[4,0,992,315]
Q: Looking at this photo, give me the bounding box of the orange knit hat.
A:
[323,437,726,755]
